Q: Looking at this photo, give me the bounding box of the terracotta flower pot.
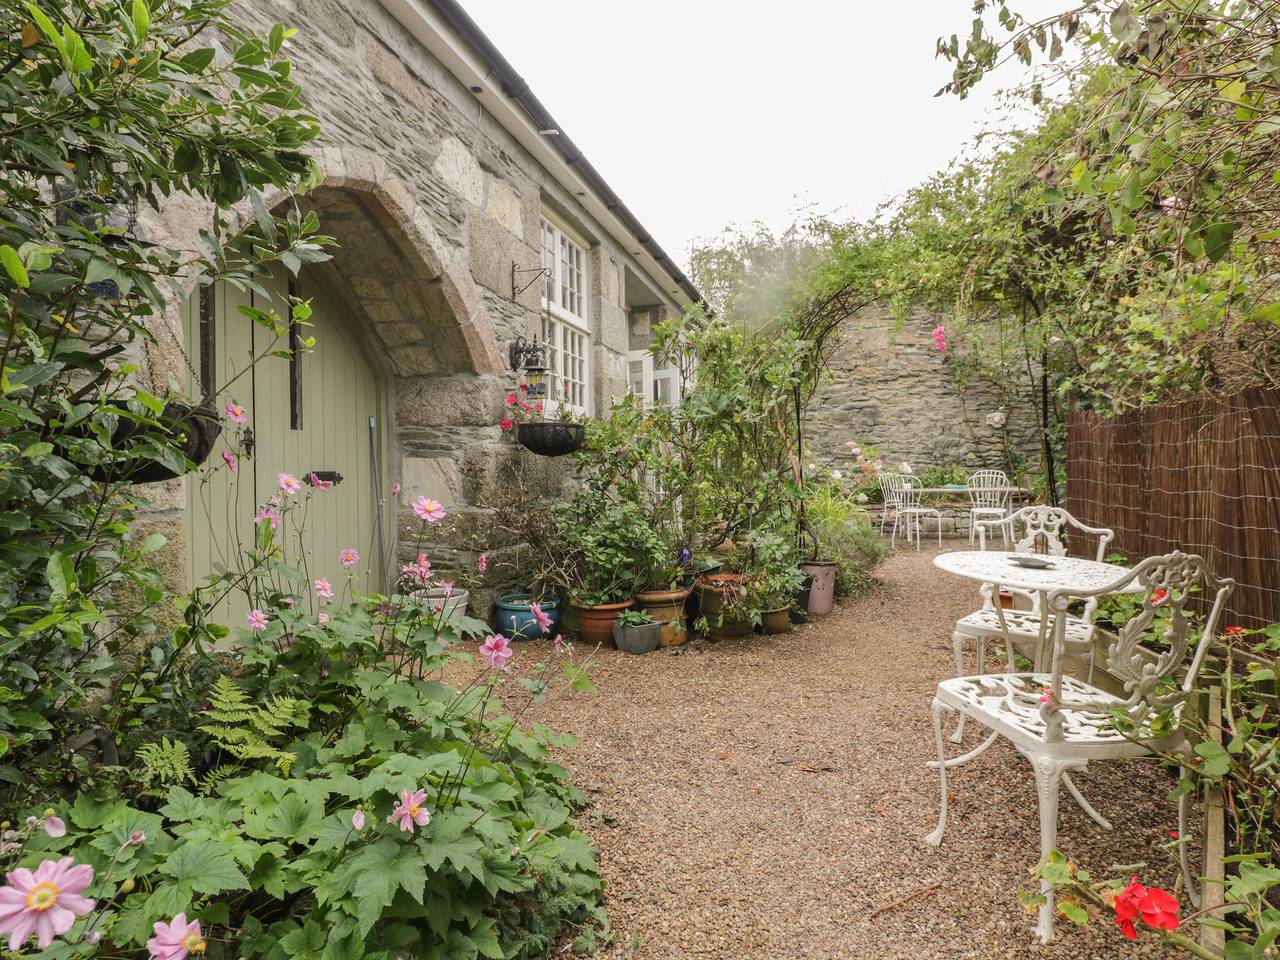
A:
[760,606,791,635]
[570,598,634,647]
[634,587,690,647]
[694,574,755,641]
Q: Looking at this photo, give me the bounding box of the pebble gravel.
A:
[522,545,1188,959]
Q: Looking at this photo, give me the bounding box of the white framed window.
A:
[540,214,591,414]
[626,349,682,408]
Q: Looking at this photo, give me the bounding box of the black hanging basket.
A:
[84,400,223,484]
[516,422,585,457]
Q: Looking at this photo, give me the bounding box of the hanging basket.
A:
[516,422,585,457]
[83,400,222,484]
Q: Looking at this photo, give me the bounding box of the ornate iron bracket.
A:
[511,263,550,299]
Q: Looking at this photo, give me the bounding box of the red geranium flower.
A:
[500,417,514,431]
[1113,878,1179,939]
[1151,589,1168,604]
[1224,625,1244,636]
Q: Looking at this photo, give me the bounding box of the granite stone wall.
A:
[133,0,684,610]
[805,307,1043,479]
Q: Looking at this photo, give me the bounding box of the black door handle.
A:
[304,470,344,487]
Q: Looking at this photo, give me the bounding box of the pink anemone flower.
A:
[412,497,446,523]
[388,789,431,833]
[0,856,95,950]
[529,602,553,634]
[146,912,206,960]
[479,633,513,670]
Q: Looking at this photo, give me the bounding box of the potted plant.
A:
[694,571,760,640]
[742,527,805,635]
[611,609,661,655]
[634,544,692,647]
[553,497,657,647]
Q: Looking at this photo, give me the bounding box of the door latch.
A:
[304,470,344,487]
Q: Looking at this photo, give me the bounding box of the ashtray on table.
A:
[1008,556,1054,569]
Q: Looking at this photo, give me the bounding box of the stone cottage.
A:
[138,0,697,611]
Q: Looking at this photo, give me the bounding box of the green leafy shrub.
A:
[0,0,329,796]
[803,481,886,597]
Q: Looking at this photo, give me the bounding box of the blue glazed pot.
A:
[494,593,561,641]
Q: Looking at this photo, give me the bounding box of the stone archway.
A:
[142,143,505,390]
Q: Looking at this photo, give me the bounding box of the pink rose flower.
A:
[224,402,246,424]
[479,633,513,670]
[246,609,268,632]
[0,856,95,950]
[146,912,205,960]
[221,450,237,472]
[388,789,431,833]
[412,497,446,523]
[339,548,359,568]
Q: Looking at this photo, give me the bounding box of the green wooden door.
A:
[184,268,388,624]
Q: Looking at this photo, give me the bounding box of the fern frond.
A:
[197,763,242,796]
[199,676,307,776]
[135,737,194,791]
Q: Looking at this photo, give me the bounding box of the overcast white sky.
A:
[460,0,1061,272]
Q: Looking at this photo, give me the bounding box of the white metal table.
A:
[933,551,1141,671]
[929,551,1143,825]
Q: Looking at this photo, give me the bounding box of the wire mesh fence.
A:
[1066,386,1280,629]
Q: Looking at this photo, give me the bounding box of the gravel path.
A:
[524,545,1187,959]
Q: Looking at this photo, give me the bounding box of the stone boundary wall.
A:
[806,307,1043,479]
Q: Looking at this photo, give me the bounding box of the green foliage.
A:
[134,738,194,793]
[802,480,886,597]
[0,0,330,793]
[198,676,310,775]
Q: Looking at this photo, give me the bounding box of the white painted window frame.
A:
[540,213,592,416]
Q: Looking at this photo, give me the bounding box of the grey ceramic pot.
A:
[611,620,661,655]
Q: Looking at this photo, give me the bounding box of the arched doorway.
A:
[182,265,389,621]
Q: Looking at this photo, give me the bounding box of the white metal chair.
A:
[967,469,1011,545]
[896,481,941,550]
[877,473,905,539]
[949,505,1114,742]
[925,551,1234,944]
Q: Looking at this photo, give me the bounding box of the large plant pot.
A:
[494,593,561,641]
[680,558,722,589]
[516,422,585,457]
[694,574,755,641]
[570,598,633,647]
[611,620,661,655]
[760,606,791,635]
[800,561,837,616]
[409,587,469,630]
[634,587,690,647]
[791,575,814,624]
